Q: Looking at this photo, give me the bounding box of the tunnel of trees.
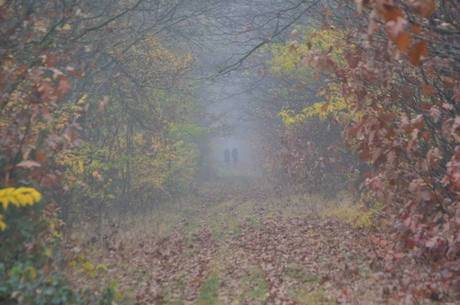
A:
[1,0,459,303]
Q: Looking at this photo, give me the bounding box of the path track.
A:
[99,175,384,304]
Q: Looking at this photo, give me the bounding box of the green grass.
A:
[208,211,240,241]
[284,263,318,283]
[198,272,220,305]
[239,269,269,304]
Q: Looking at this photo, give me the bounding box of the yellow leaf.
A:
[83,262,94,272]
[7,194,19,207]
[1,198,8,210]
[17,194,33,206]
[0,214,6,231]
[78,160,84,172]
[62,24,72,31]
[27,188,42,202]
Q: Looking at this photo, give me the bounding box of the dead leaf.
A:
[16,160,42,168]
[408,40,428,65]
[98,96,109,112]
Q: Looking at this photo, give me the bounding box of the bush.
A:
[0,187,117,305]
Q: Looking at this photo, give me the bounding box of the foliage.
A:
[321,192,384,229]
[268,0,460,300]
[0,187,42,230]
[254,26,365,197]
[0,188,117,304]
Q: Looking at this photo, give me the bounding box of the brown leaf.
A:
[381,5,405,23]
[387,17,408,39]
[66,67,82,78]
[321,102,330,112]
[354,0,363,13]
[291,29,298,37]
[35,150,47,164]
[409,0,436,17]
[421,84,435,95]
[98,96,109,112]
[408,40,428,65]
[412,24,422,35]
[396,31,412,51]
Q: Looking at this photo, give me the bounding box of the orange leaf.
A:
[396,32,412,52]
[321,102,330,112]
[412,24,421,35]
[408,40,428,65]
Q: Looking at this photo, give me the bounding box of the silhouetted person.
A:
[224,148,230,165]
[231,148,238,165]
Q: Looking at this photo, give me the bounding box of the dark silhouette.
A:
[224,148,230,165]
[231,148,238,165]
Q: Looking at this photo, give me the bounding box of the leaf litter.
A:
[70,176,439,304]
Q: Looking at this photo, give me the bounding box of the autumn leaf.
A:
[16,160,42,168]
[98,96,110,112]
[408,40,428,65]
[396,32,412,52]
[412,24,422,35]
[421,84,435,96]
[58,75,70,98]
[354,0,363,14]
[386,16,408,39]
[291,29,298,37]
[66,67,82,78]
[381,5,404,23]
[35,150,47,164]
[408,0,436,17]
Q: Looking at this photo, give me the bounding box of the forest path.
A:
[92,172,383,304]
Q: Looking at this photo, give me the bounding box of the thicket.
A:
[261,0,460,300]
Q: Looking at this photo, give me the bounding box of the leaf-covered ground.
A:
[69,171,438,304]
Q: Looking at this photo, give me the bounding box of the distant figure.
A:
[224,148,230,165]
[231,148,238,165]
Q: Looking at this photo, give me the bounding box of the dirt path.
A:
[74,174,401,304]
